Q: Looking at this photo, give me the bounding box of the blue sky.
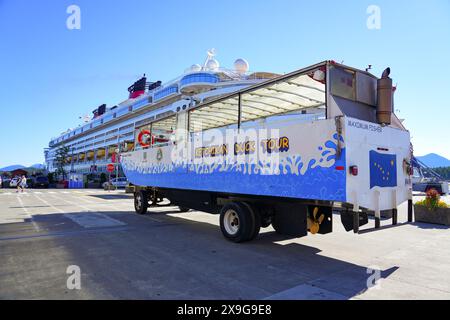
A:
[0,0,449,167]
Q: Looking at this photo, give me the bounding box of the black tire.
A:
[178,206,190,213]
[241,202,261,241]
[219,202,254,243]
[134,190,149,215]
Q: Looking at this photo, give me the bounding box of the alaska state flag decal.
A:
[370,151,397,188]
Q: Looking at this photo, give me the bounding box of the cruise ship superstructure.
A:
[45,51,278,175]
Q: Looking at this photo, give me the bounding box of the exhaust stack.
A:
[377,67,393,125]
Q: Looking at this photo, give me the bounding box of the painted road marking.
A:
[46,193,92,212]
[64,213,126,228]
[16,195,40,231]
[32,193,66,213]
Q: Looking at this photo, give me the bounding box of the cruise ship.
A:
[44,50,279,177]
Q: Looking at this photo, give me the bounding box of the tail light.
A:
[350,165,358,176]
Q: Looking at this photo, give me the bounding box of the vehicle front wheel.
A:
[219,202,255,243]
[178,206,190,213]
[134,190,149,215]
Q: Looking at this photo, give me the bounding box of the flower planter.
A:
[414,205,450,226]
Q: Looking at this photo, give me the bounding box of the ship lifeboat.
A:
[108,146,117,155]
[96,149,106,159]
[123,142,134,152]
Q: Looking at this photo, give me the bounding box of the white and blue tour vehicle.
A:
[120,59,413,242]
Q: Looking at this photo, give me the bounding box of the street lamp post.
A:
[115,145,120,179]
[70,147,75,174]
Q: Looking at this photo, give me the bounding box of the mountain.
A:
[31,164,45,169]
[0,164,45,172]
[416,153,450,168]
[0,164,25,171]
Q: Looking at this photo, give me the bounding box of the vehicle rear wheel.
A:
[134,190,149,215]
[220,202,255,243]
[241,202,261,241]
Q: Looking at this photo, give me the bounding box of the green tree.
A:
[434,167,450,180]
[47,172,55,184]
[55,145,70,181]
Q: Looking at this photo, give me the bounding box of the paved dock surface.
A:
[0,189,449,300]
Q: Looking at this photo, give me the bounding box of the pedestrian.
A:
[16,176,21,193]
[19,175,27,193]
[0,175,2,189]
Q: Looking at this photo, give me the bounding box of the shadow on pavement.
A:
[411,222,450,230]
[0,209,400,300]
[89,194,133,200]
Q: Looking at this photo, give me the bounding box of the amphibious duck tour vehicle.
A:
[122,59,412,242]
[47,52,412,242]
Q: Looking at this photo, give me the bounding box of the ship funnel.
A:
[377,67,393,125]
[128,75,147,99]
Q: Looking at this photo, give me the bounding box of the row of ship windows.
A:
[53,123,135,148]
[52,73,219,146]
[51,85,181,146]
[61,131,134,153]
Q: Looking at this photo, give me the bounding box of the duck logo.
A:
[370,151,397,188]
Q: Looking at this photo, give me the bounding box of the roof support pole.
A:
[238,93,242,131]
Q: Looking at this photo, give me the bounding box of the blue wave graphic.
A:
[123,135,346,202]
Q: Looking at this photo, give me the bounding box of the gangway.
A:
[412,156,449,195]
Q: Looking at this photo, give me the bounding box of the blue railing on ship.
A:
[154,85,178,101]
[180,73,219,87]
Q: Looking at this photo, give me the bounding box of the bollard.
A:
[408,199,413,222]
[353,211,359,234]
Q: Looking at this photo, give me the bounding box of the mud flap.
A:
[340,210,368,232]
[272,203,308,237]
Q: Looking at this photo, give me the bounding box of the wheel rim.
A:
[135,194,142,210]
[223,209,240,235]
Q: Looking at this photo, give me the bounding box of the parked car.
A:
[102,177,128,190]
[9,177,22,188]
[34,176,49,188]
[1,178,11,188]
[27,178,35,188]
